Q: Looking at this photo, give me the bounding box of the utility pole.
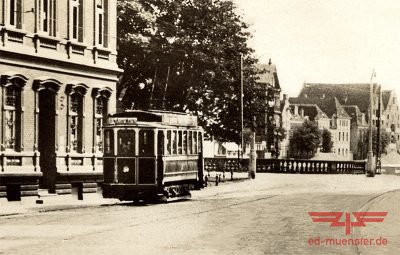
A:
[367,70,376,177]
[376,84,382,174]
[240,54,244,156]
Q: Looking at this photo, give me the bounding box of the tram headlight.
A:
[123,166,129,173]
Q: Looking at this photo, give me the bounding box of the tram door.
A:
[138,130,156,184]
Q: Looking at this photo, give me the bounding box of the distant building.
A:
[381,90,400,147]
[291,83,400,159]
[288,97,352,160]
[255,60,282,158]
[0,0,120,199]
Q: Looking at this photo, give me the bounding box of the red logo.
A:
[309,212,387,235]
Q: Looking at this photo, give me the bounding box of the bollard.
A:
[215,175,219,186]
[204,175,208,187]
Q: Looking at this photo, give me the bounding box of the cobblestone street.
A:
[1,173,399,255]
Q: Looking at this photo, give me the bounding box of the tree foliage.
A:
[358,128,391,159]
[289,121,322,159]
[321,129,333,153]
[117,0,264,142]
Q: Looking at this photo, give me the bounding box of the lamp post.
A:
[367,70,376,177]
[267,88,277,158]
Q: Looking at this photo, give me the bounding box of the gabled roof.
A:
[257,62,281,90]
[289,104,329,121]
[382,90,391,110]
[343,105,366,126]
[299,83,379,113]
[289,97,350,119]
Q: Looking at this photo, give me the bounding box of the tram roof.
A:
[108,110,198,127]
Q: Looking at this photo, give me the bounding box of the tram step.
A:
[0,186,6,192]
[0,192,6,198]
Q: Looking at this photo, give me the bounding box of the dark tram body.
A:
[102,110,204,201]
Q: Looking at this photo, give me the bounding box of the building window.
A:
[1,75,27,152]
[92,87,111,153]
[9,0,23,29]
[69,0,83,42]
[70,93,83,152]
[39,0,57,36]
[96,0,108,47]
[94,96,108,151]
[4,86,21,150]
[67,84,88,153]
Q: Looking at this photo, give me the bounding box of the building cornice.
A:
[1,49,122,82]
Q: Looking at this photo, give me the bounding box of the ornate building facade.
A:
[0,0,120,200]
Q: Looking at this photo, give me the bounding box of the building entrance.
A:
[38,89,57,193]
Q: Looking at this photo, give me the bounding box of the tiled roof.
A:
[299,83,379,113]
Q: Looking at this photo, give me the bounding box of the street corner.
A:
[353,189,400,255]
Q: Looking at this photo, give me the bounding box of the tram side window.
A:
[198,132,203,153]
[193,131,198,154]
[172,130,177,155]
[178,131,183,154]
[118,130,135,156]
[188,131,192,155]
[139,130,154,156]
[104,130,114,155]
[183,131,187,154]
[166,130,171,155]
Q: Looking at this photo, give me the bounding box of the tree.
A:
[289,120,321,159]
[358,128,391,159]
[117,0,264,143]
[321,129,333,153]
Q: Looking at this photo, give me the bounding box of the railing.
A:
[204,157,366,174]
[204,158,249,173]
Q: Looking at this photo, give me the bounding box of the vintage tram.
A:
[102,110,204,201]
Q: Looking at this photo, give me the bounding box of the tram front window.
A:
[139,130,154,156]
[118,130,135,156]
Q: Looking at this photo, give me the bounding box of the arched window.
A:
[4,85,21,150]
[70,93,83,152]
[92,87,112,152]
[66,83,88,153]
[1,74,27,152]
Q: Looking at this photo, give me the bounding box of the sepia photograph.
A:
[0,0,399,254]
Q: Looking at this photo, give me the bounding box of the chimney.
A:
[300,108,304,117]
[283,94,288,101]
[294,105,299,115]
[268,58,272,65]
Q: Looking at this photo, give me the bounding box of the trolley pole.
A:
[376,84,382,174]
[240,54,244,157]
[367,70,376,177]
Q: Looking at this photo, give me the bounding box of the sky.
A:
[233,0,400,97]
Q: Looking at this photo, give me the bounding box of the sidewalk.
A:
[0,192,119,217]
[0,172,250,217]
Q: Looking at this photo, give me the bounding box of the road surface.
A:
[1,174,399,255]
